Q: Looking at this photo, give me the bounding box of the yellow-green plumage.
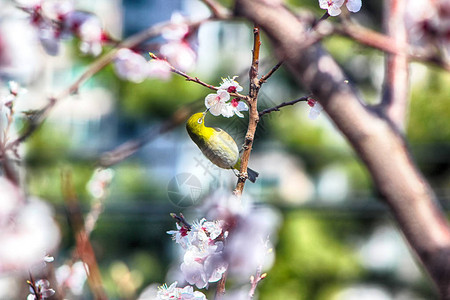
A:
[186,112,258,182]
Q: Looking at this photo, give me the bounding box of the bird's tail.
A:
[247,167,259,183]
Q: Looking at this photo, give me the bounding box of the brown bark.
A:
[234,0,450,297]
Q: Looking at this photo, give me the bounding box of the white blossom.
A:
[86,168,114,198]
[346,0,362,12]
[64,11,103,56]
[319,0,345,16]
[308,99,324,120]
[147,59,172,80]
[0,185,60,274]
[114,49,150,83]
[160,41,196,72]
[152,281,207,300]
[204,90,230,117]
[27,279,55,299]
[218,76,243,94]
[55,261,88,296]
[168,218,227,288]
[162,12,189,41]
[222,99,248,118]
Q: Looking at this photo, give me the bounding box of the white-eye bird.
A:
[186,112,259,183]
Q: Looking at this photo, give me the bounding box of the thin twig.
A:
[200,0,230,19]
[258,95,311,117]
[62,170,108,300]
[98,104,195,167]
[259,61,283,85]
[335,22,450,72]
[149,53,247,99]
[6,18,207,150]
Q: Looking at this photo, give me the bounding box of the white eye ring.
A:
[197,118,203,124]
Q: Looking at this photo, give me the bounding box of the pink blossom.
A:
[319,0,345,16]
[162,12,189,41]
[308,99,324,120]
[155,282,207,300]
[64,11,103,56]
[27,279,55,300]
[160,41,196,72]
[222,98,248,118]
[345,0,362,12]
[0,188,60,274]
[55,261,88,296]
[86,168,114,198]
[169,218,227,288]
[218,76,243,94]
[147,59,172,81]
[204,90,230,116]
[114,48,150,83]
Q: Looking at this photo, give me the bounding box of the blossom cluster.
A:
[16,0,104,56]
[319,0,362,17]
[113,49,172,83]
[167,218,227,289]
[155,282,207,300]
[160,13,197,72]
[113,13,197,83]
[0,178,60,273]
[205,77,248,118]
[27,279,55,300]
[405,0,450,56]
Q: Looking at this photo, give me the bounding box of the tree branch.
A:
[259,61,283,85]
[233,25,261,197]
[98,105,195,167]
[258,95,311,117]
[6,18,207,150]
[335,22,450,72]
[200,0,231,19]
[380,0,409,131]
[235,0,450,297]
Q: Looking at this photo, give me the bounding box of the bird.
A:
[186,112,259,183]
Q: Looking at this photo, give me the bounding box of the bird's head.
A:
[186,112,207,135]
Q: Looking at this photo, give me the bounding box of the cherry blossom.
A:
[162,12,189,41]
[308,98,324,120]
[204,90,230,116]
[222,98,248,118]
[318,0,361,16]
[345,0,362,13]
[27,279,55,300]
[168,218,227,288]
[204,77,248,118]
[55,261,88,296]
[64,11,104,56]
[147,59,172,80]
[160,41,196,72]
[319,0,345,17]
[86,168,114,198]
[0,179,60,274]
[218,76,243,94]
[160,12,197,72]
[202,191,280,281]
[155,282,207,300]
[114,48,150,83]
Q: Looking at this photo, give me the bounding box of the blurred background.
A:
[1,0,450,299]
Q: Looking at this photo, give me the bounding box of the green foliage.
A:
[408,69,450,144]
[259,212,362,300]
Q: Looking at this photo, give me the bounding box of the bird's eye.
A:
[197,118,203,124]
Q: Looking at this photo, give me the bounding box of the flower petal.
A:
[346,0,362,12]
